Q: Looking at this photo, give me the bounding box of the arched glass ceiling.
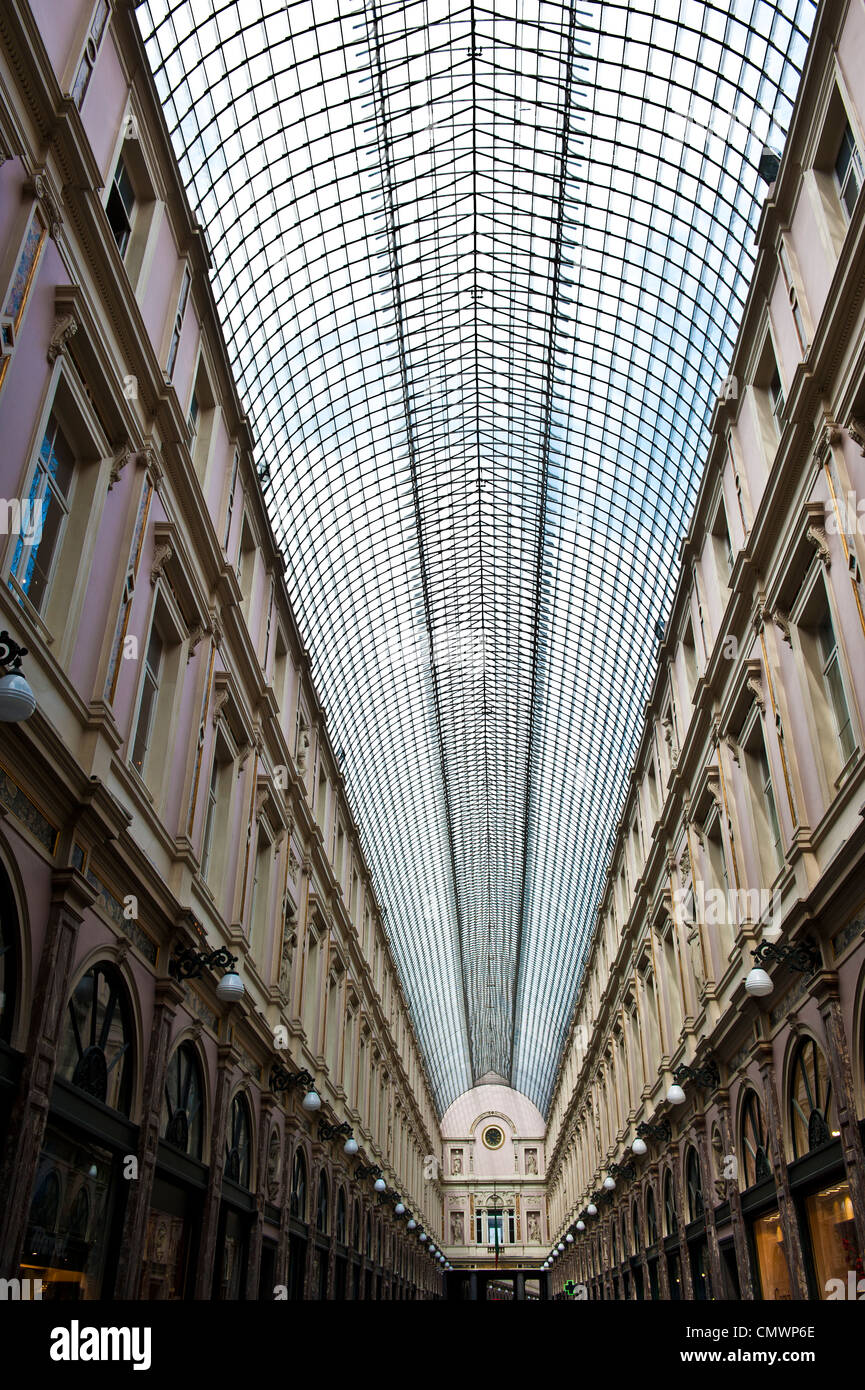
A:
[137,0,815,1114]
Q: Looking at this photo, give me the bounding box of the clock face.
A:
[482,1125,504,1150]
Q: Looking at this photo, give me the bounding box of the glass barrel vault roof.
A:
[137,0,815,1115]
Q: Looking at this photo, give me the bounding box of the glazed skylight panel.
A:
[138,0,815,1112]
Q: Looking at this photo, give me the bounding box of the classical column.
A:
[194,1041,238,1298]
[693,1114,724,1298]
[114,976,185,1297]
[649,1164,671,1300]
[716,1088,754,1298]
[669,1142,695,1299]
[754,1041,809,1299]
[814,974,865,1257]
[0,868,96,1275]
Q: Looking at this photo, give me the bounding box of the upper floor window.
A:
[130,621,164,777]
[10,411,75,613]
[834,121,863,221]
[778,238,808,354]
[224,1093,252,1187]
[816,608,855,765]
[795,573,858,790]
[106,153,135,258]
[71,0,110,109]
[166,267,191,376]
[768,364,786,431]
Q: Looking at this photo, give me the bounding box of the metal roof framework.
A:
[137,0,815,1114]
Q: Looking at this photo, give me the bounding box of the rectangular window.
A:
[778,238,808,353]
[817,611,855,764]
[10,412,75,612]
[201,758,219,881]
[71,0,110,109]
[106,154,135,258]
[166,267,191,376]
[131,622,164,775]
[769,365,785,430]
[834,122,863,221]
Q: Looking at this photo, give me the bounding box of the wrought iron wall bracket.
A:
[752,936,821,976]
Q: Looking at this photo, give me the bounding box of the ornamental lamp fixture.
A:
[215,969,245,1003]
[395,1201,405,1215]
[0,632,35,722]
[373,1176,387,1192]
[665,1083,687,1106]
[302,1088,322,1112]
[745,966,773,997]
[603,1176,616,1191]
[576,1220,586,1232]
[419,1232,427,1243]
[565,1232,574,1244]
[171,942,245,1004]
[586,1203,597,1217]
[557,1242,565,1252]
[344,1137,359,1156]
[632,1137,648,1156]
[407,1218,417,1231]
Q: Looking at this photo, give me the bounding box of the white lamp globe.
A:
[565,1233,574,1244]
[557,1242,565,1252]
[301,1088,321,1112]
[343,1137,359,1156]
[576,1220,586,1232]
[407,1218,417,1230]
[215,970,245,1002]
[666,1083,686,1106]
[373,1176,386,1192]
[586,1203,597,1217]
[395,1202,405,1215]
[632,1138,648,1156]
[746,966,773,997]
[603,1176,616,1191]
[419,1232,427,1242]
[0,671,35,721]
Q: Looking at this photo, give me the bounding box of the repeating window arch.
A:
[161,1040,205,1159]
[224,1091,252,1187]
[335,1186,347,1244]
[685,1147,704,1222]
[663,1170,678,1237]
[740,1087,772,1187]
[316,1171,329,1234]
[645,1186,658,1246]
[610,1221,618,1265]
[59,961,134,1114]
[631,1200,641,1253]
[0,855,21,1044]
[789,1036,836,1157]
[290,1148,308,1221]
[352,1201,361,1250]
[365,1212,372,1258]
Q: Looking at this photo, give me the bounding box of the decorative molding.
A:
[150,540,173,586]
[806,522,831,567]
[847,416,865,456]
[46,311,77,364]
[24,170,62,240]
[771,609,792,646]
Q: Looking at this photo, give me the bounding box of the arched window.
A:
[790,1037,835,1157]
[663,1171,677,1237]
[352,1201,361,1249]
[317,1172,329,1234]
[645,1187,658,1245]
[621,1211,629,1258]
[291,1149,307,1220]
[59,963,133,1113]
[741,1088,771,1187]
[224,1092,252,1187]
[161,1041,204,1158]
[365,1212,372,1258]
[685,1147,704,1221]
[610,1222,618,1264]
[632,1201,641,1252]
[336,1187,348,1244]
[0,862,20,1043]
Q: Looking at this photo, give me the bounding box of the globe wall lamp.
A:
[419,1231,427,1243]
[632,1137,648,1156]
[269,1062,314,1096]
[746,937,821,997]
[319,1119,353,1148]
[170,943,245,1002]
[407,1218,417,1231]
[302,1088,322,1112]
[395,1201,406,1216]
[0,631,35,721]
[557,1242,565,1252]
[586,1203,597,1217]
[576,1220,586,1232]
[666,1055,719,1104]
[609,1160,636,1182]
[565,1232,574,1244]
[603,1176,616,1191]
[636,1118,672,1145]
